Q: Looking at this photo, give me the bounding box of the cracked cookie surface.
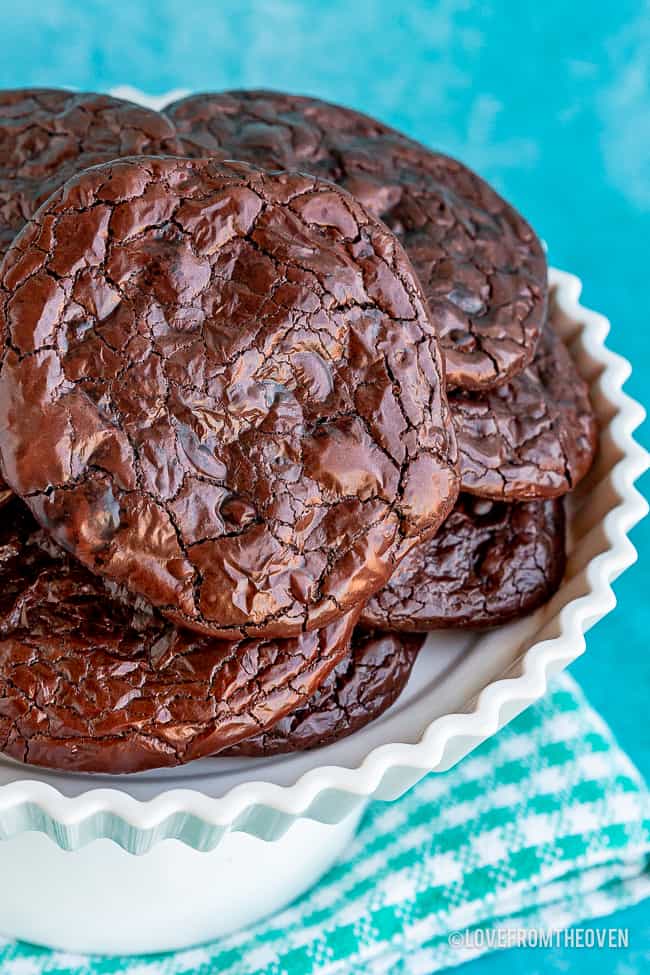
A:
[453,299,597,500]
[167,90,548,390]
[0,89,181,262]
[0,90,180,508]
[0,500,360,773]
[0,156,459,638]
[360,494,566,631]
[225,628,424,756]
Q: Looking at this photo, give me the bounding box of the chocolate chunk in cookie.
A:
[0,89,181,260]
[0,500,360,773]
[167,90,547,390]
[225,628,424,756]
[361,494,566,631]
[0,156,458,639]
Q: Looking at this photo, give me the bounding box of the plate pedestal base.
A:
[0,803,366,954]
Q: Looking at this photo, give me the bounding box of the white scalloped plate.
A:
[0,265,645,854]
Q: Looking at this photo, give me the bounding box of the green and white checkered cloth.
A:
[1,672,649,974]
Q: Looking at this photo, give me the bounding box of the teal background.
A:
[1,0,649,970]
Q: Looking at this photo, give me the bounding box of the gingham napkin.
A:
[1,672,649,975]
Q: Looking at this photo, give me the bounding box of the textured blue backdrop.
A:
[1,0,649,970]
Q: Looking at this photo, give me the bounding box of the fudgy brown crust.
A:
[225,628,424,756]
[0,90,180,513]
[360,494,566,631]
[0,89,181,261]
[453,304,598,500]
[0,156,459,639]
[0,500,360,773]
[167,90,548,390]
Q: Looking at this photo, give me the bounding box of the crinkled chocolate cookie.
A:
[0,89,181,261]
[0,156,458,639]
[0,500,360,773]
[167,90,548,390]
[360,494,566,630]
[225,628,424,756]
[452,306,597,500]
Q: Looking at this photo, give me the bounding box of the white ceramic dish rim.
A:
[0,263,646,852]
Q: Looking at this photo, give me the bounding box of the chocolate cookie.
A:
[0,91,179,511]
[360,494,566,631]
[0,500,360,773]
[0,89,181,262]
[0,156,459,639]
[167,90,547,390]
[225,629,424,756]
[453,303,597,500]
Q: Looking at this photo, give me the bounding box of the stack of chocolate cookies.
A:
[0,89,597,773]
